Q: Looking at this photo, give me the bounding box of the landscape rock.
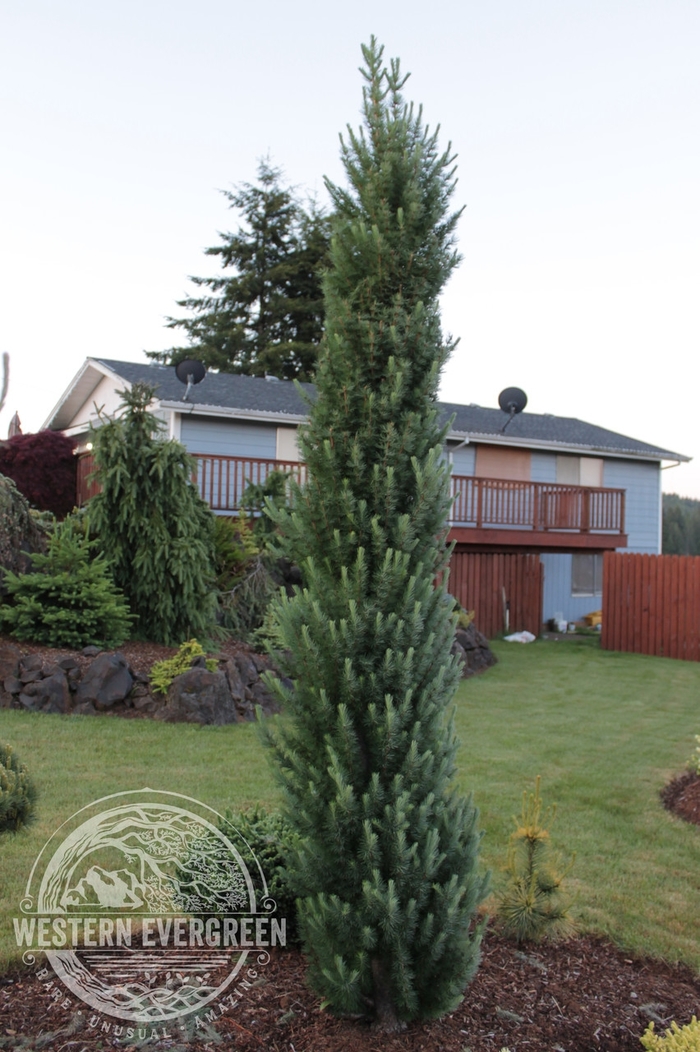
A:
[3,675,22,694]
[157,668,238,725]
[57,657,79,671]
[452,623,497,676]
[234,652,259,687]
[72,701,97,716]
[19,671,71,713]
[81,645,102,657]
[74,652,133,709]
[223,658,245,700]
[132,694,162,715]
[19,654,42,673]
[0,644,20,681]
[20,670,42,684]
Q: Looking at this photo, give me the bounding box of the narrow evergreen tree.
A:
[149,159,330,381]
[265,40,487,1029]
[88,383,217,645]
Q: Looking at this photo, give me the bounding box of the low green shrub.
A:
[149,639,217,695]
[0,743,37,834]
[641,1016,700,1050]
[221,806,300,944]
[497,776,575,944]
[0,517,132,647]
[687,735,700,776]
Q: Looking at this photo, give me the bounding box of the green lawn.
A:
[1,637,698,973]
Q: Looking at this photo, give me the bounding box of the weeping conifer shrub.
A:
[88,383,217,646]
[264,39,488,1030]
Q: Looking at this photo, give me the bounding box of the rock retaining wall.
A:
[0,644,282,724]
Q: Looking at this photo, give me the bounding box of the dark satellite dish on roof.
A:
[175,359,206,401]
[498,387,527,431]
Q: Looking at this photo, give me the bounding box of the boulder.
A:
[157,668,238,725]
[19,671,71,713]
[74,653,133,710]
[72,701,97,716]
[223,658,245,701]
[452,623,497,677]
[19,654,42,673]
[234,652,259,688]
[451,640,475,678]
[0,644,20,682]
[3,675,22,694]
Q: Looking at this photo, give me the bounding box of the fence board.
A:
[448,551,543,638]
[602,552,700,661]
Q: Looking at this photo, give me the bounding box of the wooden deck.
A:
[76,453,626,549]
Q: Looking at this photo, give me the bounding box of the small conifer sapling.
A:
[497,776,574,944]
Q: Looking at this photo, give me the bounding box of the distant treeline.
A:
[662,493,700,555]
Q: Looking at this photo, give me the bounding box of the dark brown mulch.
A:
[0,635,257,684]
[661,770,700,828]
[1,930,699,1051]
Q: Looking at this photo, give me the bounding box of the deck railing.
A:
[195,454,306,511]
[76,453,625,534]
[449,475,625,533]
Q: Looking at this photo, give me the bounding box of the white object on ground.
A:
[504,631,536,644]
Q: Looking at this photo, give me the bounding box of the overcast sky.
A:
[2,1,698,496]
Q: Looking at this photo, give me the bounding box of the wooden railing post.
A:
[581,488,590,532]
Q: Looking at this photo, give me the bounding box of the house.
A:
[44,357,690,635]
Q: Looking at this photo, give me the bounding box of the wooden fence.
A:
[602,551,700,661]
[448,551,544,638]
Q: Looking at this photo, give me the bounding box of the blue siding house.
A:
[46,358,689,632]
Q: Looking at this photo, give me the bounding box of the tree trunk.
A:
[370,957,403,1032]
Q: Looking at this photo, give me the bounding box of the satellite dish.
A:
[498,387,528,431]
[175,359,206,401]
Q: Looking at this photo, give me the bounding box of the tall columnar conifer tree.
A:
[266,40,487,1029]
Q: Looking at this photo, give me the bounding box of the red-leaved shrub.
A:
[0,431,77,517]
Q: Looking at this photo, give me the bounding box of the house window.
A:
[571,553,604,596]
[556,456,604,487]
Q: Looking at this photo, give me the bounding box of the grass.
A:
[0,637,699,973]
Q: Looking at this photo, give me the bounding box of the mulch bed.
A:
[2,637,254,684]
[1,929,699,1051]
[661,770,700,828]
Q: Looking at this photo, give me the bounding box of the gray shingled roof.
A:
[95,358,687,462]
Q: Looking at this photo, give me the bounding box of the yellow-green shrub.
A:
[150,639,217,695]
[641,1017,700,1051]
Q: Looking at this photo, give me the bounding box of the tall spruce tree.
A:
[149,159,330,381]
[88,383,217,646]
[265,40,487,1029]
